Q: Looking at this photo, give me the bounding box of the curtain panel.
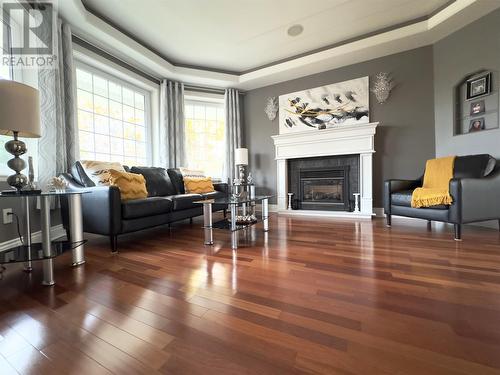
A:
[159,80,186,168]
[38,20,78,191]
[224,88,243,181]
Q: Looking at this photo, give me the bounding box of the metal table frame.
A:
[198,196,270,250]
[2,192,86,286]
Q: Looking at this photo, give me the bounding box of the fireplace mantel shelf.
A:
[271,122,378,218]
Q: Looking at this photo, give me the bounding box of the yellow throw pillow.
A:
[184,177,215,194]
[80,160,125,186]
[108,169,148,201]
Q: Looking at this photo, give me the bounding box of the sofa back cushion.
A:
[167,168,185,194]
[454,154,496,179]
[79,160,125,186]
[130,166,176,197]
[108,169,148,201]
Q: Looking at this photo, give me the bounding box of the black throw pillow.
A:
[130,167,176,197]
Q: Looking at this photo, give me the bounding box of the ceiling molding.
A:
[58,0,500,90]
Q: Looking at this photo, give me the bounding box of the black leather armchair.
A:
[384,155,500,240]
[60,163,228,252]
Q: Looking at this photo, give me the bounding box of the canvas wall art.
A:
[279,76,369,134]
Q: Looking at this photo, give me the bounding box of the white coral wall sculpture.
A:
[265,97,278,121]
[371,73,393,104]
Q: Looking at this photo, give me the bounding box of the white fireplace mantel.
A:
[271,122,378,218]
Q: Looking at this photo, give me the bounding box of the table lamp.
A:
[235,147,248,183]
[0,80,41,192]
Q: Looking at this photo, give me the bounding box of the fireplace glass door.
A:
[299,167,349,211]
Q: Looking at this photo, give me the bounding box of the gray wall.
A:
[244,46,436,207]
[434,9,500,159]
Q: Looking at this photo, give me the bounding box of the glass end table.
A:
[194,195,272,249]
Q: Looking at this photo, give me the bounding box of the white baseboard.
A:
[269,204,279,212]
[0,224,66,252]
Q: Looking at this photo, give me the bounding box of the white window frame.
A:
[75,60,154,166]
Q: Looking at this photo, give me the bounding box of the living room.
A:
[0,0,499,374]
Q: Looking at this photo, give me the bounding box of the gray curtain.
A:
[38,20,78,192]
[224,88,243,181]
[159,80,185,168]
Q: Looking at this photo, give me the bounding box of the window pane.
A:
[194,105,205,119]
[206,107,217,120]
[135,109,145,125]
[109,100,122,120]
[78,110,93,132]
[77,89,93,111]
[134,93,145,110]
[79,131,94,152]
[123,88,134,106]
[124,140,135,155]
[110,119,123,137]
[95,134,110,154]
[110,137,123,155]
[135,125,145,142]
[109,81,122,102]
[123,123,135,140]
[94,115,109,135]
[80,151,95,160]
[95,153,111,162]
[136,142,146,158]
[94,95,109,116]
[93,75,108,97]
[76,69,92,91]
[123,105,135,123]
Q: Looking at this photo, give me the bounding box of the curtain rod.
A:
[72,35,245,95]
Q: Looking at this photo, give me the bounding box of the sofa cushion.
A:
[130,166,177,197]
[202,190,226,200]
[391,190,448,210]
[122,197,173,219]
[454,154,494,179]
[184,176,215,194]
[167,194,203,211]
[167,169,185,194]
[80,160,126,186]
[109,169,148,201]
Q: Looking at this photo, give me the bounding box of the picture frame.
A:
[466,72,491,100]
[468,117,485,133]
[470,99,485,115]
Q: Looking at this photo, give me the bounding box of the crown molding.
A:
[58,0,500,90]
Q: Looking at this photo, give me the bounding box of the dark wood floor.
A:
[1,214,500,374]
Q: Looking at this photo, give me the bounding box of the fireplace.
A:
[300,167,350,211]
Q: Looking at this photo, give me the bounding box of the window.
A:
[184,100,225,179]
[76,64,150,166]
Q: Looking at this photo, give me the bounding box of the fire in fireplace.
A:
[299,167,350,211]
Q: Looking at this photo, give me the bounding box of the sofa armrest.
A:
[449,167,500,223]
[59,174,122,235]
[384,178,421,214]
[214,182,229,194]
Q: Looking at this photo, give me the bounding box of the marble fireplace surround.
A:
[271,122,378,218]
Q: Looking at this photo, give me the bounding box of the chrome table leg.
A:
[203,202,213,245]
[230,204,238,250]
[40,196,54,286]
[23,196,32,272]
[262,198,269,232]
[69,194,85,266]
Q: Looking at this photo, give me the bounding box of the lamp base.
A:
[4,132,28,191]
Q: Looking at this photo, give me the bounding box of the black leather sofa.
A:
[384,154,500,240]
[60,162,228,252]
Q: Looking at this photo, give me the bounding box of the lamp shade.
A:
[235,148,248,165]
[0,80,41,138]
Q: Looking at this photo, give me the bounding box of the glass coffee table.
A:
[194,195,272,249]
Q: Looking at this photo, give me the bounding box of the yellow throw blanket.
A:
[411,156,456,208]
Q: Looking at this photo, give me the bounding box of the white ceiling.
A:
[82,0,450,73]
[58,0,500,90]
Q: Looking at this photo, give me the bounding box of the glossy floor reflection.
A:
[1,214,500,374]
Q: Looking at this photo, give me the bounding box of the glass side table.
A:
[0,191,88,286]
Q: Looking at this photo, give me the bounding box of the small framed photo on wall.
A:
[466,72,491,100]
[470,100,485,115]
[469,117,485,132]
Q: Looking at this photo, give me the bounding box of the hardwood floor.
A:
[1,214,500,374]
